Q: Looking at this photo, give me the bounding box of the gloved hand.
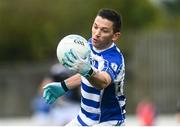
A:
[43,81,69,104]
[62,49,93,78]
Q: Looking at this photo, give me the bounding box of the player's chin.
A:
[92,42,100,49]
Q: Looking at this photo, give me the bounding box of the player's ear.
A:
[112,32,121,42]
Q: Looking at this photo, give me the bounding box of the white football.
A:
[56,34,91,64]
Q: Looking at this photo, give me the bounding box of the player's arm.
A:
[86,69,111,90]
[62,49,112,90]
[65,73,81,89]
[43,73,81,104]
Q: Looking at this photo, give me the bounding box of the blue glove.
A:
[62,49,94,78]
[43,81,69,104]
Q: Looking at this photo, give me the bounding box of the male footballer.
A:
[43,8,126,126]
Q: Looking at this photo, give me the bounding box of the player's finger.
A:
[62,57,74,67]
[43,84,50,89]
[68,66,77,73]
[43,89,53,101]
[63,63,71,69]
[44,92,51,101]
[43,88,49,98]
[64,51,77,62]
[70,49,80,60]
[48,88,58,97]
[47,96,56,104]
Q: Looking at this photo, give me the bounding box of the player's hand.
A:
[62,49,92,78]
[43,81,68,104]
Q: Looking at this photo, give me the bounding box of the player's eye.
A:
[93,25,98,29]
[102,29,109,33]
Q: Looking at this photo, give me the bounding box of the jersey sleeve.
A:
[102,54,123,81]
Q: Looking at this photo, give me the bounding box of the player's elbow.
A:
[88,71,111,90]
[95,73,111,90]
[96,81,109,90]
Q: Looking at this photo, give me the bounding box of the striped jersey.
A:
[77,39,126,126]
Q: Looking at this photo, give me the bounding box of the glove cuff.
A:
[84,67,96,78]
[61,81,69,92]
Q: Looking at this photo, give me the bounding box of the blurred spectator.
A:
[136,98,156,126]
[49,63,80,102]
[31,81,52,125]
[31,63,80,125]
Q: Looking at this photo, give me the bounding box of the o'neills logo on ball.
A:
[74,39,85,46]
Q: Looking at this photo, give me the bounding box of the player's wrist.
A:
[60,80,69,92]
[84,67,97,78]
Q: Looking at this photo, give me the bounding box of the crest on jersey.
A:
[111,63,118,71]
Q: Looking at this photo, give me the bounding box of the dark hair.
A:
[97,8,122,33]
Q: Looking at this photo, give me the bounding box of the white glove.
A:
[62,49,93,78]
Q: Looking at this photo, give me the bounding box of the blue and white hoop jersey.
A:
[76,39,126,126]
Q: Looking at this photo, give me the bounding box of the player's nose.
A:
[94,29,101,37]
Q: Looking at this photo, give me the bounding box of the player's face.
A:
[92,16,120,50]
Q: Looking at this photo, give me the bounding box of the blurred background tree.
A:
[1,0,177,62]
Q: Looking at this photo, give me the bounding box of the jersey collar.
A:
[92,43,115,53]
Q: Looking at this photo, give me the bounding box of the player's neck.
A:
[93,43,115,53]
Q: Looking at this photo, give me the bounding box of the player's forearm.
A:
[65,73,81,90]
[87,71,111,90]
